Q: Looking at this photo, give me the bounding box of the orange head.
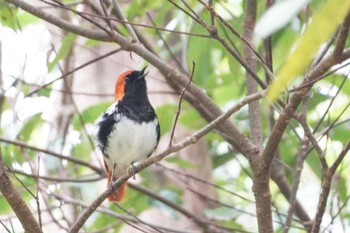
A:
[114,66,148,102]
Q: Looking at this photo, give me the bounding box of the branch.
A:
[168,61,195,146]
[6,0,260,164]
[0,137,101,173]
[68,90,265,233]
[243,0,262,147]
[283,138,310,232]
[333,13,350,61]
[311,140,350,233]
[296,115,328,172]
[0,149,43,233]
[261,48,350,170]
[54,194,197,233]
[6,0,113,41]
[26,48,122,96]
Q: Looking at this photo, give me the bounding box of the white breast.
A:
[104,116,158,169]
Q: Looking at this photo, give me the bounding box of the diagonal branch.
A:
[311,140,350,233]
[68,90,265,233]
[0,149,43,233]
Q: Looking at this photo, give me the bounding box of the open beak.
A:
[138,65,148,79]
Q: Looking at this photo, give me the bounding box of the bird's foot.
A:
[128,163,137,180]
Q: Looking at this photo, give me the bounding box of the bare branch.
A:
[0,149,43,233]
[243,0,263,147]
[168,61,195,146]
[26,48,122,96]
[68,90,265,232]
[333,13,350,61]
[311,140,350,233]
[262,48,350,171]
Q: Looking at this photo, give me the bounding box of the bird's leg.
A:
[128,162,137,180]
[110,163,117,187]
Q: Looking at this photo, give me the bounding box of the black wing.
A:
[96,104,119,156]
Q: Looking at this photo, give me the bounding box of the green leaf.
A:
[72,134,92,163]
[17,114,42,141]
[213,153,233,169]
[331,123,350,143]
[267,0,350,102]
[17,11,39,27]
[72,101,111,130]
[179,102,206,130]
[155,104,177,135]
[338,175,348,202]
[0,196,11,214]
[48,33,77,72]
[165,156,198,168]
[204,207,241,220]
[84,39,102,47]
[0,4,18,29]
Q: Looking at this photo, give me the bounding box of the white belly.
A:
[105,117,158,169]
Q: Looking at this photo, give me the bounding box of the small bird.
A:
[96,66,160,202]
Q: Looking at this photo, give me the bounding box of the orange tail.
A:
[107,171,127,202]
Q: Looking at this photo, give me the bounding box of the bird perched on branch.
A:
[96,66,160,202]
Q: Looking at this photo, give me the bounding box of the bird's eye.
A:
[125,76,130,81]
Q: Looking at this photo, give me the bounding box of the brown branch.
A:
[260,49,350,233]
[6,0,112,41]
[0,149,43,233]
[311,140,350,233]
[55,194,201,233]
[296,115,328,172]
[243,2,271,232]
[333,13,350,61]
[5,0,259,162]
[168,61,195,146]
[68,90,265,233]
[243,0,262,147]
[283,136,311,232]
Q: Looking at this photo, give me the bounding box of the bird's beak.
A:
[138,66,148,79]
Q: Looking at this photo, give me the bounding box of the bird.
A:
[96,66,160,202]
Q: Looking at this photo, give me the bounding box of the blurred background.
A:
[1,0,350,232]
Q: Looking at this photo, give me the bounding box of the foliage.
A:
[0,0,350,233]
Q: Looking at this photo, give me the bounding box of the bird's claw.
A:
[128,164,137,180]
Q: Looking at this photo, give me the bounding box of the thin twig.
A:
[168,61,195,146]
[283,129,310,232]
[295,115,328,172]
[36,156,43,229]
[26,48,122,97]
[11,169,102,183]
[0,137,102,173]
[59,195,200,233]
[110,0,138,41]
[146,12,187,75]
[313,73,348,133]
[114,202,164,233]
[68,90,265,233]
[129,183,232,231]
[311,140,350,233]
